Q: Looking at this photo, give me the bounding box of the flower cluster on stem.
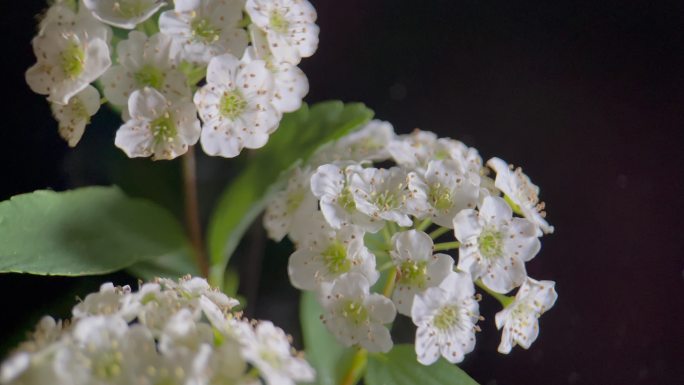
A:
[0,276,314,385]
[26,0,319,159]
[264,121,558,364]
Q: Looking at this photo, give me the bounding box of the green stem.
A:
[340,348,368,385]
[383,268,398,297]
[415,218,432,232]
[433,241,460,251]
[428,226,450,240]
[377,261,395,272]
[475,280,514,307]
[382,225,392,246]
[182,146,210,279]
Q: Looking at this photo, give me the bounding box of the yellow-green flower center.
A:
[322,241,351,275]
[114,0,148,18]
[373,190,399,211]
[220,90,247,120]
[61,40,85,78]
[478,228,504,259]
[428,184,453,211]
[93,350,124,379]
[285,189,306,214]
[433,306,458,330]
[135,65,165,90]
[340,300,368,325]
[151,112,177,144]
[338,187,356,213]
[269,10,290,34]
[398,260,428,288]
[192,18,221,44]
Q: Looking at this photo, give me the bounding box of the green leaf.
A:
[0,186,190,276]
[300,291,353,385]
[207,101,374,286]
[365,344,480,385]
[126,251,198,281]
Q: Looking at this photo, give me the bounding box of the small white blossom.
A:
[50,85,100,147]
[411,271,480,365]
[238,321,315,385]
[407,159,480,228]
[350,166,412,227]
[321,273,396,353]
[194,53,280,157]
[263,166,317,242]
[72,282,137,321]
[159,0,248,65]
[83,0,166,29]
[487,157,554,234]
[454,196,541,294]
[246,0,319,64]
[245,26,309,113]
[311,120,395,164]
[310,163,383,232]
[390,230,454,316]
[115,87,200,160]
[26,23,111,105]
[495,278,558,354]
[288,213,378,291]
[388,130,483,175]
[39,1,111,41]
[101,31,190,112]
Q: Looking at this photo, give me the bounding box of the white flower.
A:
[115,87,200,160]
[310,163,383,232]
[194,53,280,157]
[246,0,319,64]
[101,31,190,112]
[39,1,111,41]
[50,85,100,147]
[390,230,454,316]
[263,166,317,242]
[388,130,483,175]
[350,166,412,227]
[26,24,111,105]
[454,196,541,294]
[288,213,378,291]
[83,0,166,29]
[321,273,396,353]
[411,271,479,365]
[238,321,315,385]
[495,277,558,354]
[244,25,309,113]
[159,0,248,65]
[72,282,137,321]
[407,159,480,228]
[487,157,554,234]
[311,120,395,164]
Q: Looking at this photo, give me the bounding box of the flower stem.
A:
[383,268,398,297]
[475,280,514,307]
[415,218,432,232]
[433,241,460,251]
[428,226,450,240]
[182,146,210,278]
[340,348,368,385]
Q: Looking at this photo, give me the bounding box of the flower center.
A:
[478,228,504,259]
[398,260,427,288]
[373,190,399,211]
[269,10,290,34]
[322,241,351,275]
[61,40,85,78]
[151,112,177,144]
[113,0,148,18]
[338,187,356,213]
[219,90,247,120]
[340,300,368,325]
[192,18,221,44]
[433,305,459,330]
[93,349,124,379]
[135,65,165,90]
[285,189,306,214]
[428,183,453,211]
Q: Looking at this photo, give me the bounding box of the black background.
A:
[1,1,683,384]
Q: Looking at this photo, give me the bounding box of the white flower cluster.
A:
[26,0,318,159]
[264,121,559,364]
[0,276,314,385]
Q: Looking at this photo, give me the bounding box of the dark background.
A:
[1,1,683,384]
